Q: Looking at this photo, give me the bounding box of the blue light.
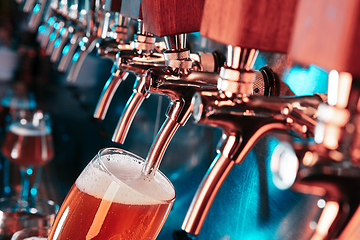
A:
[282,64,328,96]
[49,32,56,41]
[33,4,40,14]
[30,188,38,196]
[38,25,46,34]
[62,45,70,55]
[54,38,61,48]
[72,52,80,62]
[26,168,33,175]
[54,22,59,29]
[4,186,10,194]
[48,17,55,26]
[79,40,85,48]
[60,27,66,35]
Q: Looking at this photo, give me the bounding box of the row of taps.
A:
[15,0,360,239]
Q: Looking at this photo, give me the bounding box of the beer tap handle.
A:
[93,68,130,120]
[36,0,58,43]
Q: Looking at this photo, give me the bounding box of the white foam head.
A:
[9,122,51,136]
[23,237,47,240]
[76,152,175,205]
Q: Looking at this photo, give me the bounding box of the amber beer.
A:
[48,148,176,240]
[1,122,54,166]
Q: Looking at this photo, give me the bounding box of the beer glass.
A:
[0,197,58,240]
[1,110,54,200]
[0,85,37,197]
[11,227,51,240]
[48,147,176,240]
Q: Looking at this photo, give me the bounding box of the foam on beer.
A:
[23,237,47,240]
[76,153,175,205]
[9,122,51,136]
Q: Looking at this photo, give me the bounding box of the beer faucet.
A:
[181,44,324,235]
[54,0,92,71]
[65,0,129,81]
[177,0,318,237]
[37,0,63,49]
[27,0,51,30]
[93,1,222,122]
[267,0,360,238]
[271,71,360,240]
[44,0,80,57]
[93,18,165,120]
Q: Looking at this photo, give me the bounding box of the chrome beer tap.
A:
[110,34,220,145]
[28,0,52,30]
[270,71,360,240]
[181,44,325,236]
[264,0,360,238]
[44,0,78,56]
[93,19,219,120]
[65,0,126,81]
[37,0,62,48]
[57,0,97,72]
[128,34,223,176]
[93,18,164,120]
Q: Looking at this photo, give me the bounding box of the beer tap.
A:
[28,0,52,30]
[65,0,128,81]
[17,0,37,13]
[177,0,329,237]
[93,0,221,121]
[37,0,63,49]
[268,0,360,239]
[44,0,80,57]
[93,17,165,120]
[181,48,323,236]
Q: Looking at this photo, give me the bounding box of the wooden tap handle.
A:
[121,0,142,19]
[200,0,298,53]
[141,0,204,37]
[289,0,360,77]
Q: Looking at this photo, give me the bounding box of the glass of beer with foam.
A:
[47,147,176,240]
[1,110,54,199]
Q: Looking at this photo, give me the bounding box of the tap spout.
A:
[112,73,150,143]
[67,36,101,82]
[28,0,49,30]
[143,118,181,176]
[93,68,130,120]
[57,32,83,72]
[182,120,289,235]
[182,91,324,235]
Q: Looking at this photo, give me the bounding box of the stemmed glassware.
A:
[1,109,54,200]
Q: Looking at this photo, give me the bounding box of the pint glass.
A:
[48,148,176,240]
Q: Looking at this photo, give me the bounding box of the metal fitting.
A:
[218,67,255,95]
[163,49,192,69]
[132,34,156,51]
